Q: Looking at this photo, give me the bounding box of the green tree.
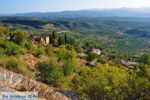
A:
[68,38,75,45]
[74,43,82,52]
[87,52,99,61]
[63,59,77,76]
[58,46,76,61]
[73,64,150,100]
[53,39,58,46]
[58,36,63,46]
[57,47,77,76]
[85,42,90,47]
[64,34,68,44]
[50,34,54,44]
[139,54,150,65]
[36,59,64,86]
[11,29,26,46]
[52,31,57,39]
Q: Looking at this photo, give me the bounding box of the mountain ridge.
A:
[1,7,150,18]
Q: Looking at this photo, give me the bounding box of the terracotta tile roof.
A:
[29,35,40,40]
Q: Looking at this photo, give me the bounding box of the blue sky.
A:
[0,0,150,14]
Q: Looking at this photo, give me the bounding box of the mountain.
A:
[1,7,150,18]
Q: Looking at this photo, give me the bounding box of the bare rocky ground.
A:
[0,67,69,100]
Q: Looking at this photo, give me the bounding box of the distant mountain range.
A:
[1,7,150,18]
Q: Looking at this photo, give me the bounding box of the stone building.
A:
[29,35,49,45]
[88,47,101,55]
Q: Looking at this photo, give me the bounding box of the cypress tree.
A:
[52,31,57,39]
[58,36,62,46]
[50,34,54,44]
[85,42,90,47]
[64,34,68,44]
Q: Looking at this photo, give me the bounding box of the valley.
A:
[1,17,150,57]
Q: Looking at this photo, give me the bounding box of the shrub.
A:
[139,54,150,65]
[0,39,21,55]
[57,47,77,76]
[5,42,21,55]
[73,64,150,100]
[0,55,9,67]
[45,44,54,57]
[73,43,82,53]
[63,59,77,76]
[57,46,76,61]
[6,58,19,70]
[34,47,45,57]
[0,48,5,56]
[36,59,64,86]
[25,42,32,49]
[87,52,100,61]
[0,26,9,36]
[11,29,26,46]
[65,44,73,50]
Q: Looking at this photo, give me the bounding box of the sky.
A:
[0,0,150,14]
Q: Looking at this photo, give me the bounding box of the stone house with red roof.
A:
[29,35,49,45]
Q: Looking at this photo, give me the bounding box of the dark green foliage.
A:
[139,54,150,65]
[1,19,46,29]
[58,36,63,45]
[73,43,82,52]
[64,34,68,44]
[87,52,100,61]
[50,31,59,46]
[85,42,90,48]
[50,34,54,44]
[65,44,73,50]
[83,45,88,50]
[36,59,64,86]
[68,38,75,45]
[126,29,150,37]
[52,31,57,39]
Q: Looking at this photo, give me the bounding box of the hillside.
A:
[0,21,150,100]
[0,17,150,56]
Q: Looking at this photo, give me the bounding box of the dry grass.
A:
[75,58,87,69]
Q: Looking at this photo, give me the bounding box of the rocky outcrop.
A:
[0,68,69,100]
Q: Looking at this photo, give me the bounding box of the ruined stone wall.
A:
[0,68,69,100]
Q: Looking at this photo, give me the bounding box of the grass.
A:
[0,54,31,76]
[0,54,9,67]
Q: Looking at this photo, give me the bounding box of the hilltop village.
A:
[0,25,150,100]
